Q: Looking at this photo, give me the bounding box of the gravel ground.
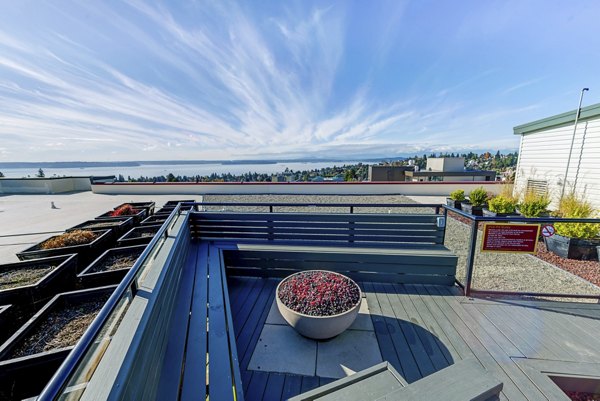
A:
[89,254,139,273]
[204,194,600,300]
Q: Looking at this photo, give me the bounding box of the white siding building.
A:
[514,102,600,209]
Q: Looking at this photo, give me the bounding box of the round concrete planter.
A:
[276,270,361,340]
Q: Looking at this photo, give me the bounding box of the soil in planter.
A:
[89,254,139,273]
[0,265,55,290]
[278,271,360,316]
[9,294,110,358]
[75,222,120,230]
[566,391,600,401]
[39,230,98,250]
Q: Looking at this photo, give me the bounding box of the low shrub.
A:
[40,230,98,250]
[449,189,465,201]
[278,271,360,317]
[110,204,139,217]
[518,192,551,217]
[488,195,517,214]
[468,187,488,207]
[554,193,600,239]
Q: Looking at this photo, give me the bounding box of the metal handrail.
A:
[38,204,183,400]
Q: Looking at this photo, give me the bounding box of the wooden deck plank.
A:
[233,278,267,337]
[262,373,285,401]
[430,286,546,401]
[373,282,436,379]
[207,244,236,401]
[460,303,525,359]
[300,376,320,393]
[388,283,450,371]
[362,282,407,381]
[281,375,303,400]
[237,280,277,371]
[155,242,198,400]
[245,371,268,401]
[400,283,460,364]
[476,303,568,361]
[180,242,209,401]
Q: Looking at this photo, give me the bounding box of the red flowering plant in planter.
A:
[110,204,139,217]
[277,271,360,316]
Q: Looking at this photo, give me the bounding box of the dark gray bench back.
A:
[190,212,445,246]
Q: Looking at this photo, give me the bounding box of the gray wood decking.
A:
[227,275,600,401]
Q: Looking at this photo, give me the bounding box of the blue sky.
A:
[0,0,599,162]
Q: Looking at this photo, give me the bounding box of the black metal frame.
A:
[444,205,600,299]
[37,201,600,400]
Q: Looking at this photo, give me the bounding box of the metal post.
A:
[561,87,589,200]
[269,205,273,213]
[464,219,479,297]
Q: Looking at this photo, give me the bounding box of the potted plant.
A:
[545,193,600,260]
[483,195,518,217]
[78,245,145,287]
[17,230,112,270]
[461,187,489,216]
[517,192,551,217]
[276,270,361,340]
[446,189,465,209]
[0,255,78,307]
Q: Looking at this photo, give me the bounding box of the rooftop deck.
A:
[225,268,600,400]
[7,198,598,400]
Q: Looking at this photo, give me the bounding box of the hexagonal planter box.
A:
[0,285,115,401]
[117,224,163,247]
[66,217,134,240]
[155,206,176,215]
[78,245,145,287]
[163,199,195,208]
[16,230,112,271]
[0,254,78,307]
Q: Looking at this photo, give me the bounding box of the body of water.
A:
[0,161,368,179]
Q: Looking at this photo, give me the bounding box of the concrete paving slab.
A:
[265,300,287,325]
[316,330,382,379]
[248,324,316,376]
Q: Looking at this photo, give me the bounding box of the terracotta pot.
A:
[276,270,361,340]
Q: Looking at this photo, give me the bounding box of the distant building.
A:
[368,165,414,181]
[513,102,600,209]
[405,157,496,182]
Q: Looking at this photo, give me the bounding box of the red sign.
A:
[481,223,541,253]
[541,225,555,237]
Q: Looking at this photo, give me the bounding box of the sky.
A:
[0,0,599,162]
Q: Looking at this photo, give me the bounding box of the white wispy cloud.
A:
[0,1,524,162]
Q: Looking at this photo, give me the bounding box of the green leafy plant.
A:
[554,193,600,239]
[468,187,488,207]
[488,195,517,214]
[518,192,551,217]
[449,189,465,201]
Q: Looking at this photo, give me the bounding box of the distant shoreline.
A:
[0,158,383,169]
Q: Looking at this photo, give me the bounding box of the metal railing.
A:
[38,204,184,401]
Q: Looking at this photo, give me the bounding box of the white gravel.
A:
[204,194,600,300]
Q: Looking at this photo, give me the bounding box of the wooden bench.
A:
[190,212,447,247]
[290,358,503,401]
[220,242,458,286]
[76,214,242,401]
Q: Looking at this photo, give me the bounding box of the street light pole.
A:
[560,87,589,200]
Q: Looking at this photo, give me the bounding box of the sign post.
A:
[481,223,541,254]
